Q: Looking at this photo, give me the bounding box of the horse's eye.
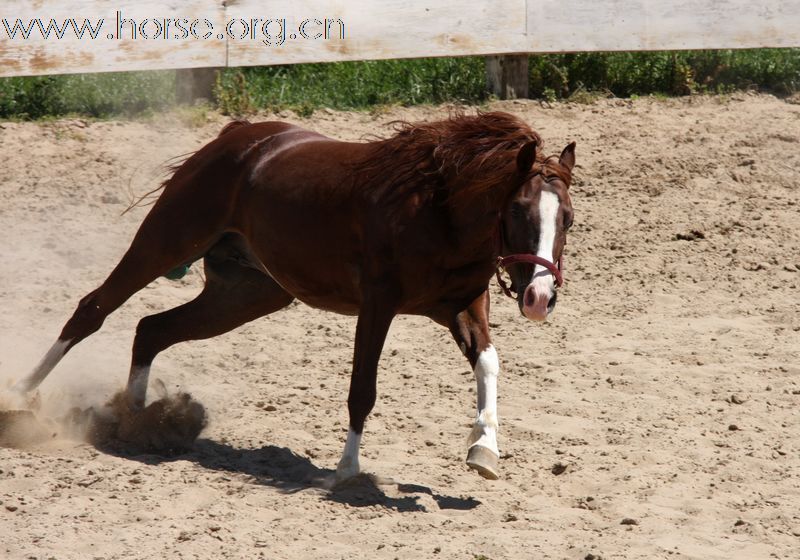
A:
[564,214,574,230]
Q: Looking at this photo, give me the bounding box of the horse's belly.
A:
[257,250,363,315]
[293,292,361,315]
[242,189,365,314]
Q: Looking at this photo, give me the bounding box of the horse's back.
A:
[218,123,370,313]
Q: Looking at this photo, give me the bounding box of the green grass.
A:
[0,49,798,119]
[529,49,800,98]
[214,57,488,115]
[0,70,175,119]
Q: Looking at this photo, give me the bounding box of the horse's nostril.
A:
[524,285,535,306]
[547,292,558,310]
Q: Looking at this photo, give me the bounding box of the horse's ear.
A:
[517,141,537,174]
[559,142,576,171]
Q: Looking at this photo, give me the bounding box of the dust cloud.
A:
[0,384,207,454]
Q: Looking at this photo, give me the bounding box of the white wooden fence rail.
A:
[1,1,799,78]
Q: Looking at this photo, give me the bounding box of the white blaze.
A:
[531,191,559,293]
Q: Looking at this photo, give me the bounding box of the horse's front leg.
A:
[336,289,396,481]
[449,290,501,480]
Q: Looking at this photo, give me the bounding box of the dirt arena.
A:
[1,94,798,559]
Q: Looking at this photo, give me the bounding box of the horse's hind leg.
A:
[126,248,293,408]
[448,290,501,480]
[16,182,233,394]
[16,283,152,394]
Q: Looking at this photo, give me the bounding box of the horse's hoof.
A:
[335,459,360,483]
[466,445,500,480]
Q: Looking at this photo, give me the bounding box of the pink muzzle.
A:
[495,254,563,303]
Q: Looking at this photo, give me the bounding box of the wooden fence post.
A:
[176,67,222,104]
[485,55,530,99]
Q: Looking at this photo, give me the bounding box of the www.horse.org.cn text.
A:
[1,11,346,47]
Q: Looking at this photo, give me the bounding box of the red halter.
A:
[495,216,564,299]
[495,254,563,298]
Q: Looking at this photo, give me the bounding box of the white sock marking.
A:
[336,428,362,480]
[15,338,71,393]
[127,365,151,408]
[467,345,500,456]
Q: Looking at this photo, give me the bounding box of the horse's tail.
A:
[121,156,189,215]
[122,119,252,216]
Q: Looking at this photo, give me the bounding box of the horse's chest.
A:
[397,259,493,314]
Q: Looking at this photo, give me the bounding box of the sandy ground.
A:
[0,93,799,560]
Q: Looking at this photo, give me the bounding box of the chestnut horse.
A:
[16,112,575,481]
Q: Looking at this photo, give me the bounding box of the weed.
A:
[0,49,797,119]
[173,103,212,128]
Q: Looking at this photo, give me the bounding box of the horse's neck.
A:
[445,201,501,262]
[446,175,507,226]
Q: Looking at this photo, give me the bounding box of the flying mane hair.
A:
[354,111,555,208]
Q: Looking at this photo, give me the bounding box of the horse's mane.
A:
[355,111,559,208]
[124,115,569,217]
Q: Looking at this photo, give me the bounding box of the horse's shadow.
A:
[107,439,481,513]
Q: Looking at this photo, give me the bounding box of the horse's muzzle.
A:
[521,282,556,321]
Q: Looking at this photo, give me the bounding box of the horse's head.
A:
[499,141,575,321]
